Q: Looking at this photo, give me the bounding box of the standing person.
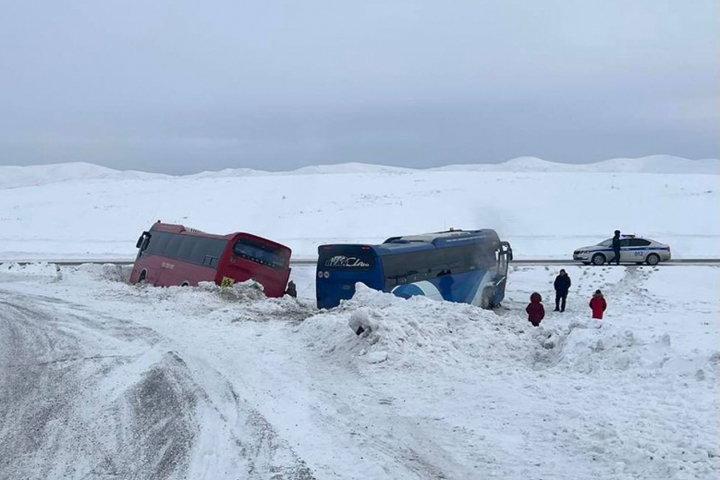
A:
[589,290,607,320]
[611,230,622,265]
[553,269,571,312]
[526,292,545,327]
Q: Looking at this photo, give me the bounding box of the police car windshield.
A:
[598,239,612,246]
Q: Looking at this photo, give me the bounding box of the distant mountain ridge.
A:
[1,155,717,189]
[0,163,169,189]
[433,155,720,174]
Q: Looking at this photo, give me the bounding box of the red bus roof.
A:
[149,222,291,253]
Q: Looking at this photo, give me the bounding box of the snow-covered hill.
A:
[0,162,169,189]
[0,157,718,260]
[433,155,720,174]
[1,155,716,190]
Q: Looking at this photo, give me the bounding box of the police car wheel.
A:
[591,253,606,266]
[646,254,660,266]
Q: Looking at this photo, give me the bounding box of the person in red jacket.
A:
[526,292,545,327]
[589,290,607,320]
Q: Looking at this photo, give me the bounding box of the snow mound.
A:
[71,263,131,283]
[87,277,316,324]
[300,284,719,386]
[532,318,719,379]
[198,279,267,303]
[0,162,168,189]
[0,262,62,281]
[301,284,536,369]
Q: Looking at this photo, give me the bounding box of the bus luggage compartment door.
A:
[316,271,381,309]
[316,245,381,309]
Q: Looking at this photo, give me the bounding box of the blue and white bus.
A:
[316,229,512,309]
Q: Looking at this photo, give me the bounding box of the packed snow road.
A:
[0,269,315,479]
[0,262,718,480]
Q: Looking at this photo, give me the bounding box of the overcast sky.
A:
[0,0,718,174]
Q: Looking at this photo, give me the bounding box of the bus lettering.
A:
[325,256,370,268]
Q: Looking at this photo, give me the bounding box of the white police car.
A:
[573,235,671,266]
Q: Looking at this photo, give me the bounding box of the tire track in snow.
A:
[0,291,203,479]
[0,288,317,480]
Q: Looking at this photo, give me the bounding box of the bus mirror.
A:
[500,241,513,261]
[136,232,150,250]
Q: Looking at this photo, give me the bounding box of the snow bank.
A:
[1,260,717,479]
[294,283,719,478]
[0,261,62,281]
[533,318,719,380]
[300,284,719,384]
[300,284,530,368]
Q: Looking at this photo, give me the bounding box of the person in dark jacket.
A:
[611,230,622,265]
[285,280,297,298]
[589,289,607,320]
[526,292,545,327]
[553,269,571,312]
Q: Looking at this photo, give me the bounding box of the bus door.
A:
[497,241,512,277]
[493,241,513,305]
[222,237,291,297]
[316,246,383,309]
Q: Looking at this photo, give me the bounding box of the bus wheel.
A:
[181,281,190,287]
[138,270,147,283]
[591,253,606,266]
[646,254,660,266]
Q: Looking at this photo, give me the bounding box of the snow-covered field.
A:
[0,261,718,479]
[1,157,719,479]
[0,155,718,260]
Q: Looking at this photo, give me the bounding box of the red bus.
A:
[129,222,292,297]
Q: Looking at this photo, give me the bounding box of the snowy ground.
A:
[1,262,717,480]
[0,157,718,261]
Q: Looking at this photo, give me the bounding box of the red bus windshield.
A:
[232,237,288,270]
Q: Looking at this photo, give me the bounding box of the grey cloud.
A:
[0,0,717,173]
